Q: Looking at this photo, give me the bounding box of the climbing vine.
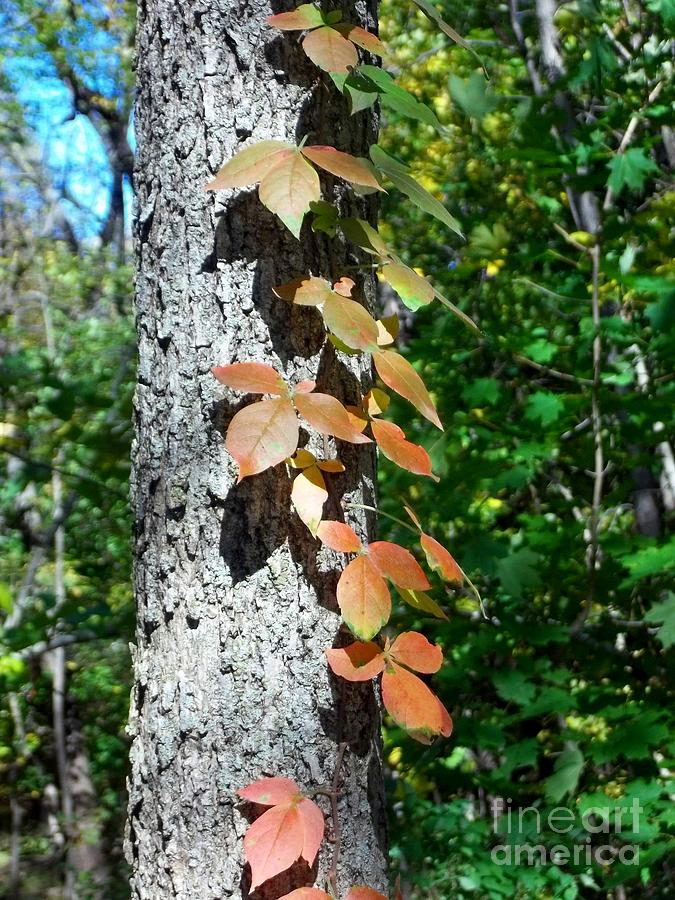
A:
[207,3,480,895]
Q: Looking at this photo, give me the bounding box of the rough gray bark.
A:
[126,2,388,898]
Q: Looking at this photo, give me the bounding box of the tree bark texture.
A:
[127,2,387,898]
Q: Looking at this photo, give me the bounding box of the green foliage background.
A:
[1,0,673,897]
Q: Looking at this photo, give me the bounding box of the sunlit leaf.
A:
[370,146,462,236]
[420,533,463,583]
[317,520,362,553]
[373,349,442,429]
[335,24,385,56]
[381,663,452,744]
[322,294,380,351]
[303,26,358,73]
[397,587,448,620]
[364,388,389,416]
[390,630,442,673]
[259,151,321,238]
[340,217,390,257]
[381,262,434,310]
[337,555,391,639]
[295,392,372,443]
[358,65,444,132]
[345,888,389,900]
[205,140,293,190]
[212,362,287,395]
[266,4,325,30]
[274,275,334,306]
[302,146,383,190]
[238,776,301,806]
[226,398,299,481]
[291,465,327,535]
[370,418,436,479]
[368,541,430,590]
[325,641,385,681]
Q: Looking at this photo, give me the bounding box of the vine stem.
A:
[327,742,347,897]
[344,501,418,536]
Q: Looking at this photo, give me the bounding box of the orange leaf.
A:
[297,797,324,868]
[345,889,389,900]
[326,641,385,681]
[420,533,462,584]
[373,349,442,429]
[367,541,430,590]
[259,151,320,239]
[389,631,443,674]
[288,449,317,469]
[316,520,361,553]
[291,465,327,535]
[302,146,383,190]
[302,25,358,73]
[244,803,305,890]
[226,398,299,481]
[322,294,380,351]
[337,555,391,640]
[274,275,334,306]
[205,140,293,190]
[212,362,286,395]
[279,890,332,900]
[295,392,372,444]
[295,380,317,394]
[381,663,452,744]
[371,418,436,480]
[364,388,389,416]
[333,276,355,297]
[317,458,345,473]
[266,4,325,30]
[238,776,300,806]
[335,24,386,56]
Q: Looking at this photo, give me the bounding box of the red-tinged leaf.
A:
[403,504,422,530]
[279,890,332,900]
[337,555,391,640]
[397,587,448,620]
[335,24,386,56]
[322,294,380,351]
[206,141,293,190]
[266,4,325,30]
[302,146,383,190]
[226,398,299,481]
[370,418,436,480]
[316,520,361,553]
[420,533,462,584]
[302,25,358,73]
[244,803,305,890]
[295,392,372,444]
[345,405,369,433]
[381,663,451,744]
[333,276,355,297]
[259,151,320,239]
[381,262,434,311]
[212,362,286,395]
[345,889,388,900]
[367,541,430,590]
[316,458,345,473]
[326,641,385,681]
[373,349,442,430]
[274,275,333,306]
[291,465,327,535]
[394,876,404,900]
[295,380,317,394]
[297,797,324,867]
[238,776,301,807]
[389,631,443,673]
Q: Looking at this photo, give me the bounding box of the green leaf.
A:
[496,548,541,595]
[643,593,675,648]
[462,377,501,406]
[358,65,444,131]
[370,145,462,236]
[524,391,564,426]
[340,217,390,257]
[619,538,675,587]
[492,670,536,705]
[448,73,498,120]
[397,587,448,619]
[330,71,379,114]
[607,148,660,196]
[545,747,584,802]
[410,0,486,71]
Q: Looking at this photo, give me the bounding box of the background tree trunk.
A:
[126,2,387,898]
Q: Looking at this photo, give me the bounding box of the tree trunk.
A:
[126,2,387,898]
